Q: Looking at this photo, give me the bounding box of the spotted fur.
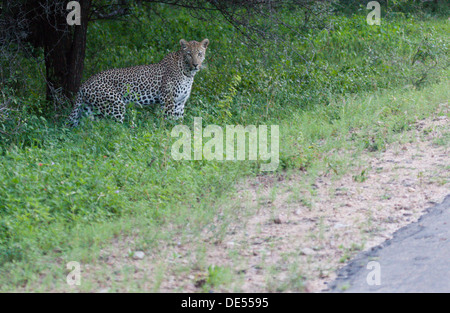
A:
[67,38,209,127]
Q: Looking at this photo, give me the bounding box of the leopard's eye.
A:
[198,52,202,57]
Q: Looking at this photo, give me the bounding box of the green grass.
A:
[0,4,449,290]
[1,70,448,291]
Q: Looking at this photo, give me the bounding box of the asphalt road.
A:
[328,194,450,293]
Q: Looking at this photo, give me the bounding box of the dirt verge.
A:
[86,103,449,292]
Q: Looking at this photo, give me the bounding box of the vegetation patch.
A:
[0,2,448,290]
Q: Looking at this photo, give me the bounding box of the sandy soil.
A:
[85,103,448,293]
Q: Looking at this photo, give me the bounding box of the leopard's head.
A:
[180,38,209,73]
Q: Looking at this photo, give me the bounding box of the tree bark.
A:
[66,0,91,97]
[43,0,91,102]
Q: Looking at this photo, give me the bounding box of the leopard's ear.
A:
[201,38,209,49]
[180,39,188,50]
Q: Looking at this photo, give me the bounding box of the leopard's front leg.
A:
[161,82,182,119]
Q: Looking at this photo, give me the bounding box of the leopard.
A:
[67,38,209,127]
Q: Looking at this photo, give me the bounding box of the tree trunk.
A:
[43,0,91,102]
[66,0,91,97]
[43,7,71,102]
